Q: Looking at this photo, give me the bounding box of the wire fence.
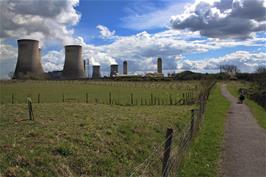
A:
[128,80,216,177]
[3,91,197,106]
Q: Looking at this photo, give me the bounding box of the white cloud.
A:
[0,0,81,46]
[121,1,188,30]
[177,51,266,73]
[0,41,17,79]
[2,28,265,79]
[96,25,116,39]
[170,0,266,39]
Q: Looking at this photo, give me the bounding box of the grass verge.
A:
[227,81,266,129]
[178,83,230,177]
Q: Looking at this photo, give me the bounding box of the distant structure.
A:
[62,45,86,79]
[123,61,128,75]
[157,57,162,74]
[13,39,44,79]
[92,65,101,79]
[110,64,118,77]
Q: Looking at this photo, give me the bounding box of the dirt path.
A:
[220,84,266,177]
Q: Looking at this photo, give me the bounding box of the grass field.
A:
[0,80,201,177]
[0,80,199,105]
[227,81,266,129]
[178,83,230,177]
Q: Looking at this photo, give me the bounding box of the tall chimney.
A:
[157,57,162,74]
[63,45,86,79]
[123,61,128,75]
[92,65,101,79]
[14,39,44,79]
[110,64,118,77]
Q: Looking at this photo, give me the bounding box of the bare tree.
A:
[220,65,240,76]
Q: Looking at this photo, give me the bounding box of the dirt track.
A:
[220,84,266,177]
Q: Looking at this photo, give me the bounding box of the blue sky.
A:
[0,0,265,78]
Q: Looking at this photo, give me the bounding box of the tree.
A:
[220,65,240,76]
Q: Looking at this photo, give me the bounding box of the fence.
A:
[4,91,197,106]
[129,81,216,177]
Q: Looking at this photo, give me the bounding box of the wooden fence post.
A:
[27,97,34,121]
[62,93,65,103]
[109,92,112,105]
[162,128,173,177]
[151,93,154,105]
[12,93,14,104]
[131,93,133,105]
[190,109,195,137]
[38,93,40,104]
[86,93,88,103]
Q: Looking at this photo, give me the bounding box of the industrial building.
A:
[123,61,128,75]
[110,64,118,77]
[92,65,101,79]
[62,45,86,79]
[13,39,165,80]
[13,39,44,79]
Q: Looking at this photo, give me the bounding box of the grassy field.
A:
[0,80,200,177]
[0,80,199,105]
[227,81,266,129]
[178,83,230,177]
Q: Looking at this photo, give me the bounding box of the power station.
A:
[13,39,164,80]
[110,64,118,77]
[62,45,86,79]
[123,61,128,75]
[13,39,44,79]
[92,65,101,79]
[157,57,162,74]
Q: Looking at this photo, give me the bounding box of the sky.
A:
[0,0,266,78]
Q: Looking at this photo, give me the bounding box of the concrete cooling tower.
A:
[62,45,86,79]
[157,57,162,74]
[110,64,118,77]
[92,65,101,79]
[14,39,44,79]
[123,61,128,75]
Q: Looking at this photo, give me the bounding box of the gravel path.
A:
[220,84,266,177]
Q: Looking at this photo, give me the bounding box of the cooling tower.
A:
[110,64,118,77]
[123,61,128,75]
[14,39,44,79]
[92,65,101,79]
[157,57,162,74]
[62,45,86,79]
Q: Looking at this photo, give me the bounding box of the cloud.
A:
[96,25,116,39]
[177,51,266,73]
[121,1,188,30]
[170,0,266,39]
[0,40,17,79]
[0,0,81,45]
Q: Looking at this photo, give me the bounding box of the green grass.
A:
[0,80,199,105]
[227,81,266,129]
[178,83,230,177]
[0,81,200,177]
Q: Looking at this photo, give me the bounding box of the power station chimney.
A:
[157,57,162,74]
[92,65,101,79]
[63,45,86,79]
[110,64,118,77]
[123,61,128,75]
[13,39,44,79]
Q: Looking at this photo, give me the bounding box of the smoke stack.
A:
[14,39,44,79]
[110,64,118,77]
[157,57,162,74]
[123,61,128,75]
[63,45,86,79]
[92,65,101,79]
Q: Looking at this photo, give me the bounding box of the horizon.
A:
[1,0,266,79]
